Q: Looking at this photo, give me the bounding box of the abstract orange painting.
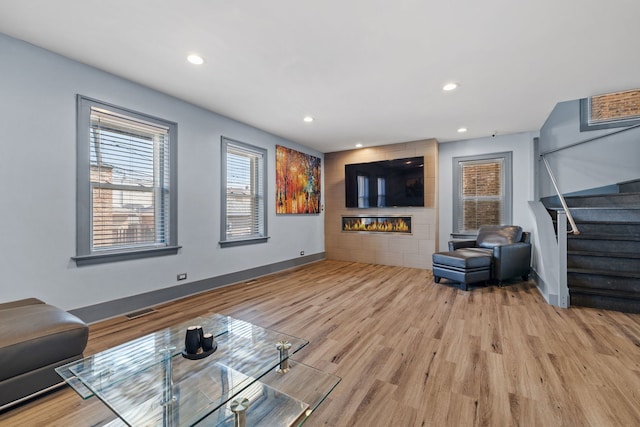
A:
[276,145,321,214]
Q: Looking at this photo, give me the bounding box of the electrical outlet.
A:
[177,273,187,281]
[300,251,305,256]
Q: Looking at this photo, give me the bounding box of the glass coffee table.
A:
[57,313,340,426]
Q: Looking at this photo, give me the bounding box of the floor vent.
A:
[125,308,157,319]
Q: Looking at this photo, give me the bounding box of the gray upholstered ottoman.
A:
[0,298,88,409]
[432,249,491,291]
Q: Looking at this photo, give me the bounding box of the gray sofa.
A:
[0,298,88,410]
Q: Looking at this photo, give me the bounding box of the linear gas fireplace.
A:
[341,215,412,234]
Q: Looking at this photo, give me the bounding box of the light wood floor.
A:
[2,260,640,426]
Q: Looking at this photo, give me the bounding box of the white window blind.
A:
[89,108,170,251]
[457,158,505,233]
[224,140,265,240]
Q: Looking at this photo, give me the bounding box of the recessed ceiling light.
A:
[457,127,468,133]
[355,143,363,148]
[187,54,204,65]
[443,82,458,91]
[303,116,314,123]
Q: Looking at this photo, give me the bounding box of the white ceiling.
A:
[1,1,639,153]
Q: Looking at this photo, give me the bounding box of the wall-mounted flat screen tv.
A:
[345,156,424,208]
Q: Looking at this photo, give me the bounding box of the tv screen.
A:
[345,156,424,208]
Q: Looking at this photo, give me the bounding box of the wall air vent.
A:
[125,308,157,319]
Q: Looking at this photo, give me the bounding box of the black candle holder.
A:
[184,326,200,354]
[182,326,217,359]
[202,333,214,351]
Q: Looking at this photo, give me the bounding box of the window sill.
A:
[72,245,182,266]
[219,236,269,248]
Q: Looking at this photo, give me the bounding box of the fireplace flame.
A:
[343,217,411,233]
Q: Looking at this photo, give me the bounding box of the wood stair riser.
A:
[567,238,640,253]
[568,292,640,313]
[567,254,640,274]
[567,272,640,294]
[571,222,640,235]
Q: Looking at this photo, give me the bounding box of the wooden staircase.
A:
[544,179,640,313]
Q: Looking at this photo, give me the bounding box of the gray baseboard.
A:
[531,269,559,306]
[70,253,325,324]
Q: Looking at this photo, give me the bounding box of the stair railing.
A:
[540,156,580,235]
[539,122,640,236]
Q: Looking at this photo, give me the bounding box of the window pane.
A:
[92,188,157,249]
[462,200,502,231]
[589,89,640,125]
[89,109,169,251]
[461,162,502,197]
[457,157,506,233]
[224,140,266,241]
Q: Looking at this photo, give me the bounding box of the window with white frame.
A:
[220,137,268,247]
[74,96,178,265]
[453,152,512,235]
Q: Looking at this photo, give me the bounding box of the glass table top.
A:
[57,313,339,426]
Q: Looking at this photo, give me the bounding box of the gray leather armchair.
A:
[448,225,532,284]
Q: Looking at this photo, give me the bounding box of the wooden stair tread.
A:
[567,267,640,278]
[573,220,640,225]
[564,191,640,199]
[568,234,640,241]
[569,287,640,299]
[567,250,640,259]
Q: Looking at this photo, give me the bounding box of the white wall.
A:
[437,132,537,251]
[537,100,640,199]
[0,33,324,311]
